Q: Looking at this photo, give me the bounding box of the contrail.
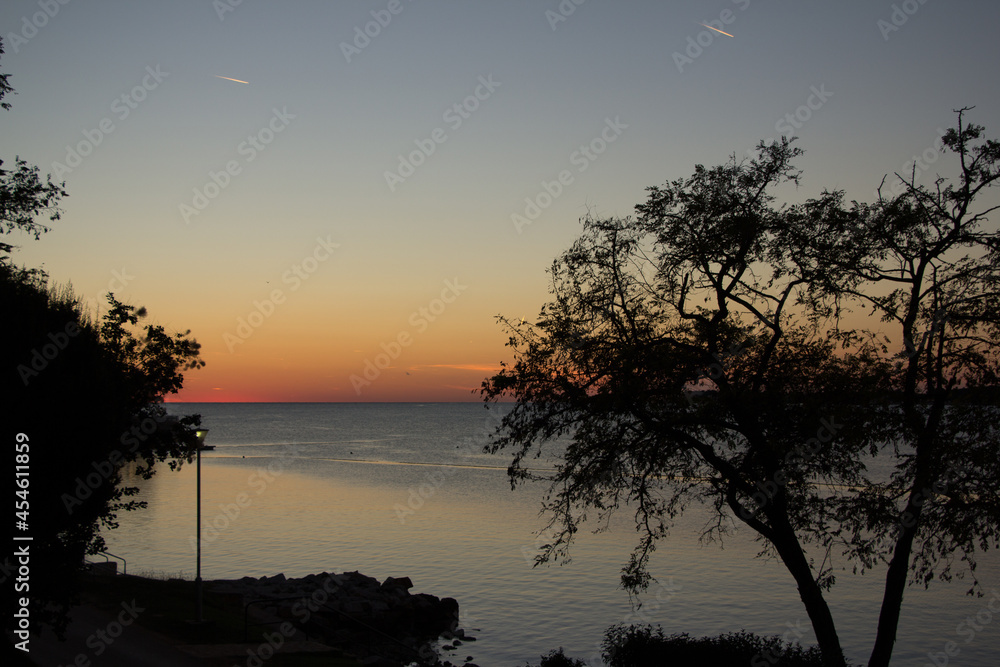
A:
[698,23,734,38]
[214,75,250,84]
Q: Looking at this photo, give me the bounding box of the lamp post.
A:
[194,428,209,623]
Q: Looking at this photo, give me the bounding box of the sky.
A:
[3,0,998,402]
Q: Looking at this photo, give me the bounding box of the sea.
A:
[96,402,999,666]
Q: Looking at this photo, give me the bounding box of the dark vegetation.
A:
[485,110,1000,666]
[600,625,828,667]
[3,36,205,638]
[6,27,1000,667]
[522,626,834,667]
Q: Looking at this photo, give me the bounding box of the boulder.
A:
[206,570,464,665]
[381,576,413,591]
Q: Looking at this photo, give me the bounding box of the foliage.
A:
[4,265,205,636]
[601,624,832,667]
[0,38,11,110]
[483,111,1000,667]
[0,38,67,258]
[0,155,68,255]
[2,38,205,637]
[523,647,587,667]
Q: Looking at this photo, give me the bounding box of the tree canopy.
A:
[0,39,67,259]
[5,270,205,637]
[483,109,1000,667]
[2,36,205,639]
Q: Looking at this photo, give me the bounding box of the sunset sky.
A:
[3,0,998,402]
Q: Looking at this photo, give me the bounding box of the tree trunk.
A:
[869,387,947,666]
[867,495,921,667]
[770,523,847,667]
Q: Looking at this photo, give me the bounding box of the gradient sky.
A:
[3,0,998,402]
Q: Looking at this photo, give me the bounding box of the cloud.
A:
[407,364,503,373]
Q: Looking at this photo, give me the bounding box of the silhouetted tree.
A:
[483,111,999,667]
[0,38,67,259]
[5,271,205,637]
[785,108,1000,666]
[2,37,205,639]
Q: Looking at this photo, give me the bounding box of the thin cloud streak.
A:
[214,75,250,84]
[408,364,505,373]
[698,23,734,38]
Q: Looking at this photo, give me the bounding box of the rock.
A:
[206,569,462,665]
[381,576,413,591]
[344,600,366,616]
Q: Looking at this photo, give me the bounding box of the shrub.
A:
[524,646,587,667]
[601,624,830,667]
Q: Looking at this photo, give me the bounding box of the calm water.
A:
[99,403,1000,666]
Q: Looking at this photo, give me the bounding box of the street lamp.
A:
[194,428,209,623]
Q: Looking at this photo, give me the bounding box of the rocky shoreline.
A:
[207,570,477,666]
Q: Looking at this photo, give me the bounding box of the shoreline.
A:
[27,568,471,667]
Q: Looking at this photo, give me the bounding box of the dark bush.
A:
[523,646,587,667]
[601,624,830,667]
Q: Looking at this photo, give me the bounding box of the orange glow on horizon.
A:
[168,359,505,403]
